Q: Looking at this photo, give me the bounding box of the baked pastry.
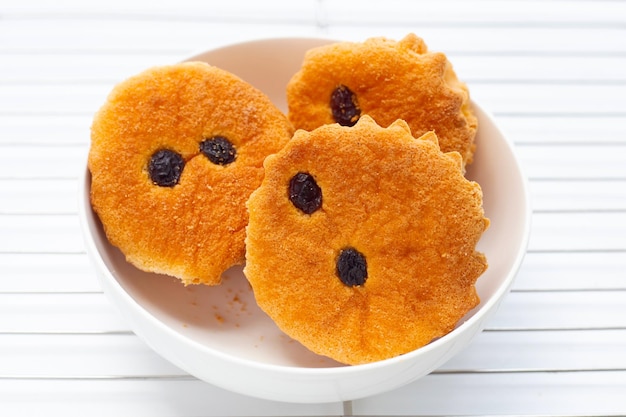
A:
[245,115,489,365]
[89,62,293,285]
[286,33,478,165]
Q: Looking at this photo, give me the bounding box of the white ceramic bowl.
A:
[79,37,531,403]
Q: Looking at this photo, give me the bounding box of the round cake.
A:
[89,61,293,285]
[245,115,489,364]
[286,33,478,165]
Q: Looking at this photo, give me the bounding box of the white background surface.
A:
[1,0,626,415]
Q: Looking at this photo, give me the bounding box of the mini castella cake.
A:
[286,33,478,166]
[244,115,489,365]
[89,62,293,285]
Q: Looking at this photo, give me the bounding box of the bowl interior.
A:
[81,38,530,371]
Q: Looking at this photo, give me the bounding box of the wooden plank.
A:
[528,211,626,252]
[0,179,79,214]
[353,370,626,416]
[0,378,342,417]
[0,253,99,293]
[515,251,626,291]
[0,293,127,334]
[443,328,626,372]
[488,290,626,331]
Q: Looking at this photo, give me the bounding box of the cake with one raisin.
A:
[286,33,478,166]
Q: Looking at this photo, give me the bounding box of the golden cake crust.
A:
[286,33,478,165]
[89,62,293,285]
[244,116,489,365]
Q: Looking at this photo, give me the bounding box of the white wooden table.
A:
[1,1,625,415]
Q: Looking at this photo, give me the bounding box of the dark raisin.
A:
[148,149,185,187]
[336,247,368,287]
[330,84,361,127]
[200,136,237,165]
[289,172,322,214]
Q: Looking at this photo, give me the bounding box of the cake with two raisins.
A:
[244,116,489,365]
[89,62,293,285]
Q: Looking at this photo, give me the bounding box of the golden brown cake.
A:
[286,33,478,165]
[89,62,293,285]
[245,115,489,364]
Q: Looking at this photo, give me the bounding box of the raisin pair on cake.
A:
[89,62,293,285]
